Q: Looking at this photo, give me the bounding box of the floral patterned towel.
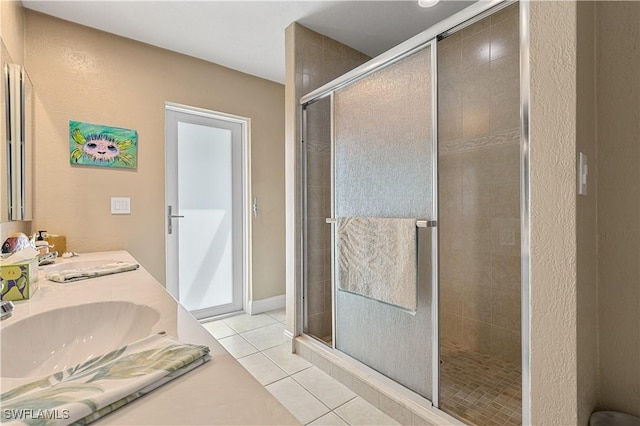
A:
[0,332,210,425]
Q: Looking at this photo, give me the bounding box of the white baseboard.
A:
[283,330,295,353]
[247,294,285,315]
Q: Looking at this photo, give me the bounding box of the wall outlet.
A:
[111,197,131,214]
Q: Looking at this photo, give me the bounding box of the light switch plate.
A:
[111,197,131,214]
[578,152,588,196]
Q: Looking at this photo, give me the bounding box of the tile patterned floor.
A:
[202,310,400,426]
[440,341,522,426]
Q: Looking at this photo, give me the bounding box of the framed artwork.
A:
[69,120,137,169]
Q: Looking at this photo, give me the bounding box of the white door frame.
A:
[164,102,251,317]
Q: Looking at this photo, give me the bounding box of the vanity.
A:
[0,250,299,425]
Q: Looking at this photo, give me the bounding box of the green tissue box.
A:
[0,258,39,301]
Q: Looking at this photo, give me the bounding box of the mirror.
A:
[2,47,33,222]
[19,67,33,221]
[0,40,10,223]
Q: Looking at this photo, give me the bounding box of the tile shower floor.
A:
[202,310,400,425]
[440,341,522,426]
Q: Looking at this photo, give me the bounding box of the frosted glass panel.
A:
[177,122,233,312]
[335,50,432,218]
[334,46,433,399]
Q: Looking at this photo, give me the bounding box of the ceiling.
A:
[22,0,476,84]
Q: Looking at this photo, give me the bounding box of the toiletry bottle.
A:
[35,231,49,255]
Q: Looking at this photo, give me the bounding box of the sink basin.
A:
[0,301,159,378]
[40,259,122,273]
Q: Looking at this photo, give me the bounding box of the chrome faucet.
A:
[0,300,14,320]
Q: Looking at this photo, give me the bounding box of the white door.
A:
[165,104,248,319]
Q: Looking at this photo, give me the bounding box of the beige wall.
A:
[438,3,521,365]
[530,1,579,424]
[0,1,29,242]
[24,10,286,301]
[1,0,24,65]
[530,2,640,423]
[576,1,599,425]
[596,1,640,418]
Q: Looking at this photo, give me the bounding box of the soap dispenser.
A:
[35,230,49,255]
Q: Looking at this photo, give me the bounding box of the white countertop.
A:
[0,250,299,425]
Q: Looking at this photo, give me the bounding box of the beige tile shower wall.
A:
[438,3,521,364]
[289,23,369,338]
[24,10,286,301]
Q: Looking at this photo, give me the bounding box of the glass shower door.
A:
[332,43,437,400]
[302,97,333,343]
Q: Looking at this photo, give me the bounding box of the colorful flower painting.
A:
[69,121,137,169]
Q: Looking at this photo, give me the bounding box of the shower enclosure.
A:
[300,1,525,425]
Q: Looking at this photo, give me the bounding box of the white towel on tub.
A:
[336,217,417,311]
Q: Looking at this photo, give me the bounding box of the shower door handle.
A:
[167,205,184,235]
